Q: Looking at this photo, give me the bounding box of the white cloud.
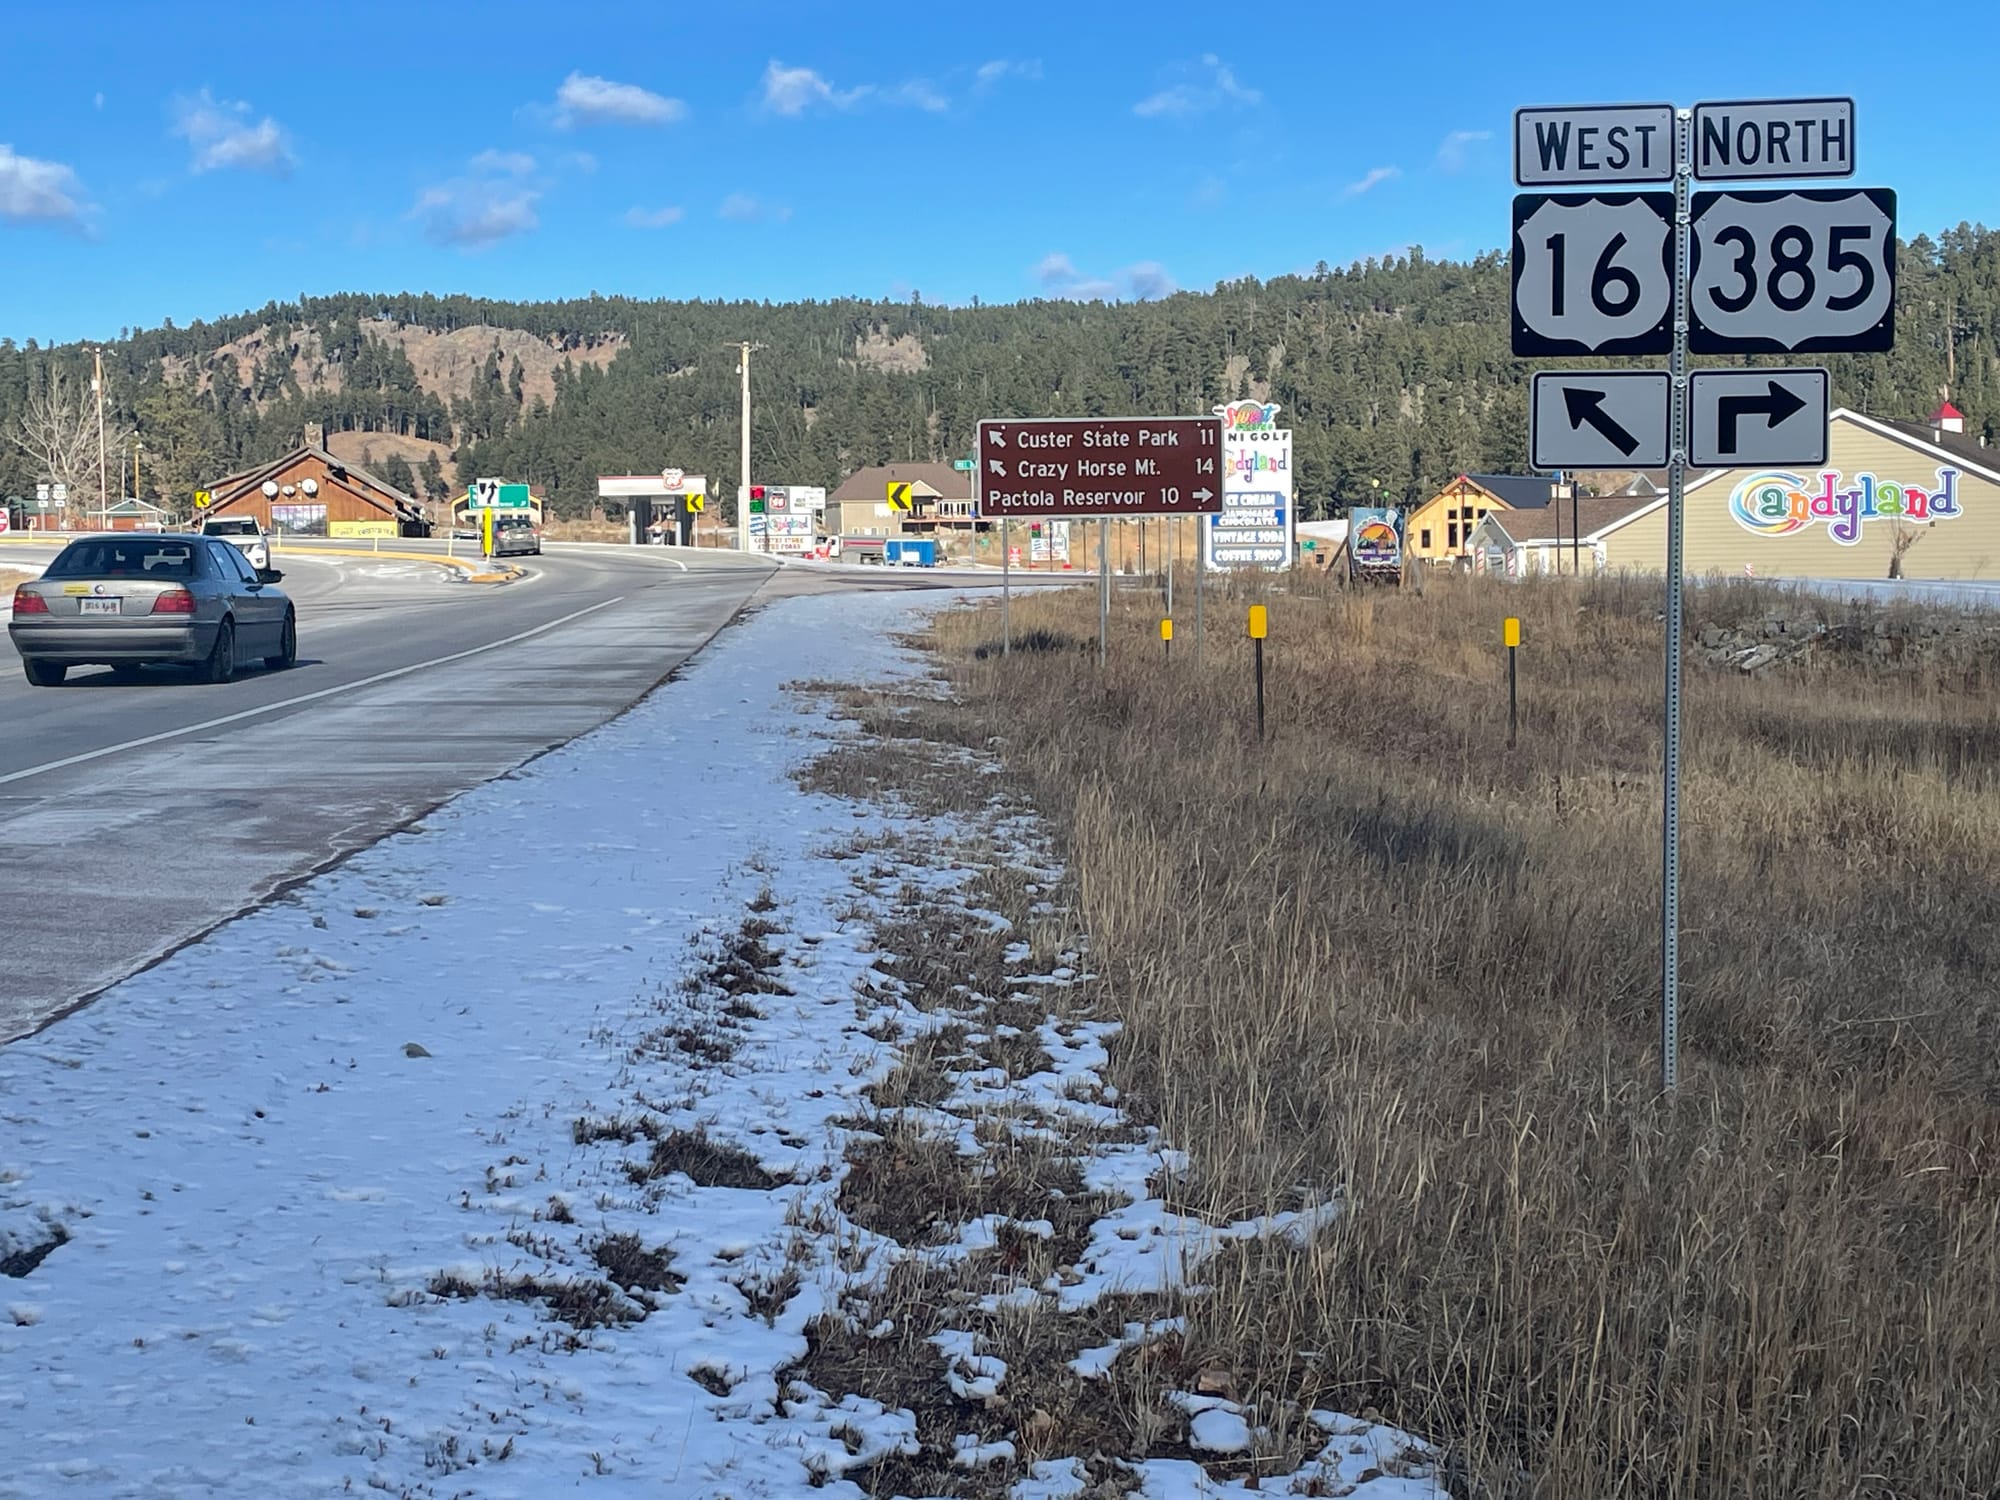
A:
[469,149,536,176]
[975,59,1042,90]
[0,144,87,225]
[1036,252,1175,302]
[889,80,949,113]
[1436,128,1491,173]
[626,204,684,228]
[761,60,954,116]
[762,61,867,116]
[554,72,685,128]
[1342,165,1401,197]
[412,153,544,249]
[1135,54,1260,118]
[173,89,295,176]
[719,192,789,223]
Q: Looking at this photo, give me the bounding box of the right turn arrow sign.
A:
[1689,368,1828,468]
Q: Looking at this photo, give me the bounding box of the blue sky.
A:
[2,0,1996,344]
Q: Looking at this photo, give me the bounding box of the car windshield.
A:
[203,519,257,534]
[45,539,199,578]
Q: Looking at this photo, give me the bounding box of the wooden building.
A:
[1404,473,1564,564]
[202,425,430,539]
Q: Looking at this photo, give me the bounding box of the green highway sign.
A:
[468,478,532,510]
[952,458,975,471]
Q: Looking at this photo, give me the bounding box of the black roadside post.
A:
[1250,605,1267,741]
[1506,615,1521,748]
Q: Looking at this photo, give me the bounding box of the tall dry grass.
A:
[932,568,2000,1496]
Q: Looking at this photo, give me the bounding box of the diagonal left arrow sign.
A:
[1530,371,1671,470]
[1563,387,1641,457]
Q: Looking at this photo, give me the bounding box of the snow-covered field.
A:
[1,591,1436,1498]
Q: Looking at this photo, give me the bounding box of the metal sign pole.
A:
[1104,524,1120,672]
[1001,518,1012,657]
[1195,521,1205,667]
[1662,110,1691,1095]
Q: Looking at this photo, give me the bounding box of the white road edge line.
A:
[0,596,625,788]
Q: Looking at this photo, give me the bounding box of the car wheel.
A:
[201,619,236,684]
[266,610,297,671]
[21,658,66,687]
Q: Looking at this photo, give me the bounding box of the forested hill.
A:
[3,223,1997,519]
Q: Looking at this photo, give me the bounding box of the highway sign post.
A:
[1688,188,1896,353]
[468,479,531,510]
[1515,104,1675,186]
[1691,98,1853,181]
[1512,96,1893,1094]
[1688,369,1828,467]
[976,417,1222,519]
[1511,193,1677,356]
[1531,371,1672,470]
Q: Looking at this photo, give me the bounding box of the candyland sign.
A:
[1208,400,1294,569]
[1731,465,1962,544]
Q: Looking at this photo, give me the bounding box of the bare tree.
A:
[1887,520,1929,580]
[6,372,129,526]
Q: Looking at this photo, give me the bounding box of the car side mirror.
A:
[257,567,284,584]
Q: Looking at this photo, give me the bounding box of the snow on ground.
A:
[0,590,1437,1497]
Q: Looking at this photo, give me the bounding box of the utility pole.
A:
[735,341,765,556]
[93,347,107,527]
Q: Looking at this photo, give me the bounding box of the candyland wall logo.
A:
[1730,466,1963,545]
[1217,400,1281,433]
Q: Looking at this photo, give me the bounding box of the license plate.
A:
[79,597,121,615]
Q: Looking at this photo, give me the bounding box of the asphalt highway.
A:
[0,542,783,1040]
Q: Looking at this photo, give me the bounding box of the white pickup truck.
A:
[198,515,271,571]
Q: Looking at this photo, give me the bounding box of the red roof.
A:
[1933,401,1964,420]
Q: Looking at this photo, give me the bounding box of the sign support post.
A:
[1195,530,1205,667]
[1661,108,1691,1095]
[1001,518,1012,658]
[1514,93,1888,1097]
[1098,520,1109,669]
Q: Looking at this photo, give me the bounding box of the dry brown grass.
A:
[0,568,35,594]
[915,567,2000,1497]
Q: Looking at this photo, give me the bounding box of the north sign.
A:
[1688,188,1895,353]
[1691,98,1854,182]
[1512,193,1676,356]
[1530,371,1672,470]
[1514,104,1675,186]
[976,417,1223,519]
[1688,368,1829,468]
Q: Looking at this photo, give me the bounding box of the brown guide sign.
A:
[976,417,1224,518]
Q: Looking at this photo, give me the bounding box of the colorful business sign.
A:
[330,519,397,540]
[1207,400,1294,570]
[1729,465,1963,544]
[1348,506,1404,578]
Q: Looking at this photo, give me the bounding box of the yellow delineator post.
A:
[1505,616,1521,747]
[1248,606,1268,741]
[482,508,495,558]
[1160,617,1173,663]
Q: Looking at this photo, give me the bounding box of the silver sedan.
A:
[7,533,296,686]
